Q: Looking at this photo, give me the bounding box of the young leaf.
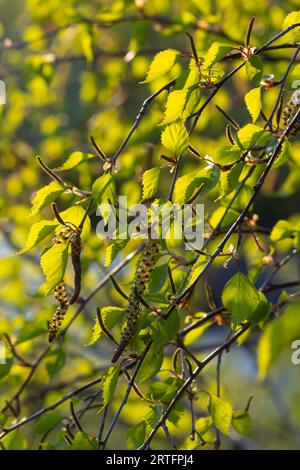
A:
[250,291,270,326]
[167,401,185,428]
[126,421,147,449]
[184,255,207,291]
[245,87,262,123]
[208,395,233,435]
[203,42,233,69]
[162,89,188,125]
[2,430,28,450]
[136,339,163,384]
[70,432,97,450]
[219,162,243,198]
[173,164,220,204]
[92,173,116,207]
[270,219,295,242]
[142,49,179,83]
[87,306,125,345]
[105,239,129,267]
[222,272,261,325]
[258,302,300,378]
[232,411,252,436]
[101,365,120,407]
[142,167,161,200]
[145,404,164,428]
[155,309,181,344]
[18,220,58,254]
[31,181,64,215]
[282,12,300,43]
[246,56,263,85]
[182,87,202,118]
[54,152,94,171]
[161,121,189,155]
[236,124,263,149]
[34,411,62,434]
[195,416,213,436]
[40,243,68,296]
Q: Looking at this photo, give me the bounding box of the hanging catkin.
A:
[282,89,300,138]
[47,225,74,342]
[48,281,70,342]
[111,239,160,363]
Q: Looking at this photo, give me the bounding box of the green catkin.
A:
[48,223,82,343]
[48,225,74,342]
[48,281,69,342]
[282,89,300,138]
[111,239,160,363]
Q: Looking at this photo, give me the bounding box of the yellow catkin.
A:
[111,239,160,363]
[48,281,69,342]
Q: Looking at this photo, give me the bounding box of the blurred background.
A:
[0,0,300,450]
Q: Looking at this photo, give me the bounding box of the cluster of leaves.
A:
[1,0,300,451]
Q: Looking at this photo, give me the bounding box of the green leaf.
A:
[219,162,243,198]
[101,365,120,407]
[92,173,116,213]
[40,243,68,295]
[167,401,184,428]
[195,416,213,436]
[145,404,164,428]
[232,411,252,436]
[273,139,290,169]
[2,430,28,450]
[246,56,263,85]
[70,432,97,450]
[126,421,147,449]
[0,358,13,380]
[222,272,261,325]
[142,49,179,83]
[161,121,189,156]
[270,220,295,242]
[147,263,169,295]
[250,291,271,326]
[162,89,188,125]
[136,339,164,384]
[142,167,161,200]
[208,395,233,435]
[282,11,300,43]
[182,88,202,118]
[31,181,64,215]
[174,164,220,204]
[18,220,58,254]
[258,302,300,378]
[203,42,233,69]
[35,411,62,434]
[16,323,47,344]
[155,309,181,344]
[54,152,94,171]
[87,306,125,345]
[245,87,261,123]
[184,255,207,291]
[45,348,66,379]
[236,124,264,149]
[105,239,128,267]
